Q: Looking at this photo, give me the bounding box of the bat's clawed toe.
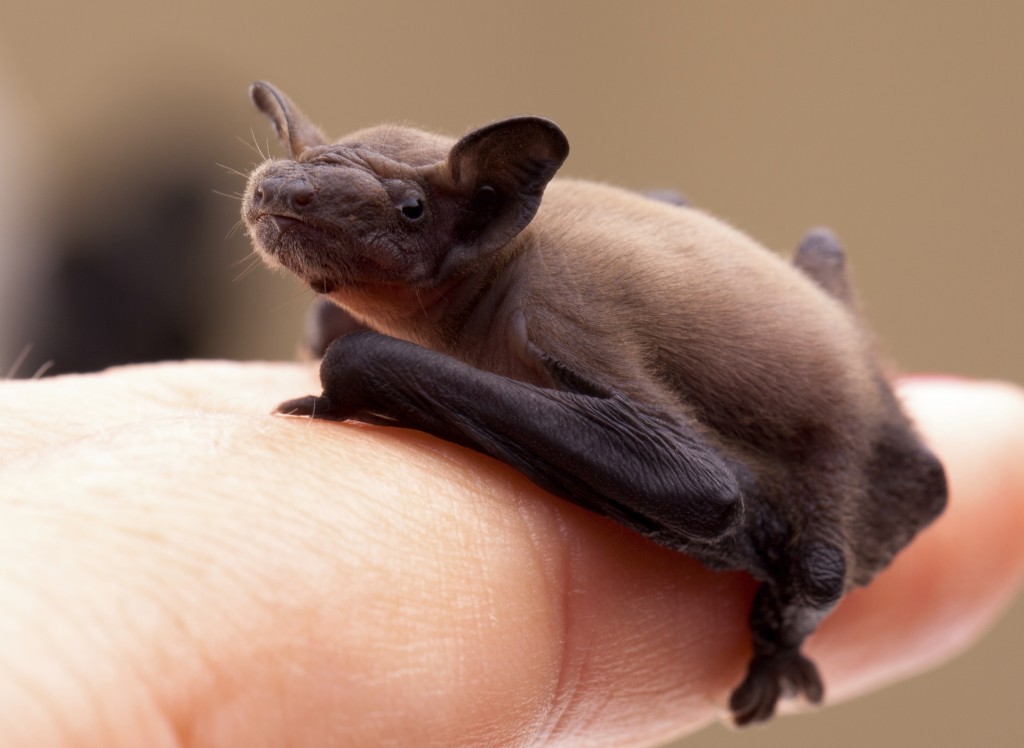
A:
[729,666,780,726]
[729,650,823,727]
[275,395,326,418]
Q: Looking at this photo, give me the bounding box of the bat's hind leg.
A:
[729,540,846,725]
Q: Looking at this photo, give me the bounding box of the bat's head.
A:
[242,81,569,309]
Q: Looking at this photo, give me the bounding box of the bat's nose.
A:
[253,176,315,212]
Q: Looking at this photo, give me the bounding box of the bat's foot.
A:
[729,649,823,727]
[275,395,330,418]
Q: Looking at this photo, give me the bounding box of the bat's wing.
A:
[278,330,744,547]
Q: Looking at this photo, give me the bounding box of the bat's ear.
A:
[446,117,569,253]
[249,81,328,158]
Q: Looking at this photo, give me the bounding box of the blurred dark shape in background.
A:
[0,85,308,379]
[15,156,219,375]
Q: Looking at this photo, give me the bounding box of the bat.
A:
[241,81,947,725]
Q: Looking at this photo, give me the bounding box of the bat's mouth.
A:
[247,212,384,295]
[248,211,316,257]
[248,212,327,280]
[247,209,306,241]
[270,214,301,232]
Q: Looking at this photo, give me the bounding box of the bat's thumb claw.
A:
[274,395,322,417]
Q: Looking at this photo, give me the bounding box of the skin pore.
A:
[0,362,1022,747]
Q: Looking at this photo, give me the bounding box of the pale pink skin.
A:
[0,365,1021,747]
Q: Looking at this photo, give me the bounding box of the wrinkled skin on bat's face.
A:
[242,82,569,295]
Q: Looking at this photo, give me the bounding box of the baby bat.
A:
[241,81,947,726]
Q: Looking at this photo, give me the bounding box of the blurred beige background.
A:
[1,1,1020,745]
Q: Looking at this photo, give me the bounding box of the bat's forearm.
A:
[279,331,743,545]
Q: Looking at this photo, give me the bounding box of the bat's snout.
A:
[250,175,315,217]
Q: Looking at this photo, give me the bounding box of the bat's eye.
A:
[399,198,425,221]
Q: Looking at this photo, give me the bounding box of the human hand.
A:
[1,362,1022,747]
